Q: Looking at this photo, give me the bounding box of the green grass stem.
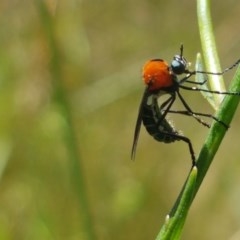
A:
[155,0,240,239]
[36,1,96,240]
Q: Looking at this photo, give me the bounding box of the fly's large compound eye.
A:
[171,55,188,75]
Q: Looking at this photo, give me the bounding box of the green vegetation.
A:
[0,1,240,240]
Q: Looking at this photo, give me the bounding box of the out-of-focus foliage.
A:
[0,1,240,240]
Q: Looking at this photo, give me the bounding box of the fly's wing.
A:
[131,87,150,160]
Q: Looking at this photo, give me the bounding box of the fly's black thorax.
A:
[166,73,179,93]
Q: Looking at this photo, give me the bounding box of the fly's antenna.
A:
[180,44,184,58]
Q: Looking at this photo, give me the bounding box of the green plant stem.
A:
[156,63,240,240]
[195,0,240,199]
[156,167,198,240]
[195,53,218,110]
[194,66,240,191]
[155,0,240,239]
[36,1,96,240]
[197,0,226,105]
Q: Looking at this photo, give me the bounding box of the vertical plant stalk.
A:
[36,1,96,240]
[193,0,240,200]
[156,167,198,240]
[195,53,218,110]
[197,0,226,106]
[155,0,240,239]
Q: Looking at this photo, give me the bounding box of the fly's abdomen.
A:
[142,103,180,143]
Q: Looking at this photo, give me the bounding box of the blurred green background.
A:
[0,0,240,240]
